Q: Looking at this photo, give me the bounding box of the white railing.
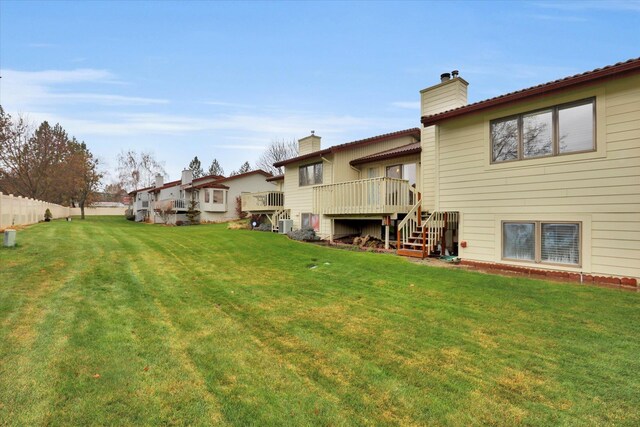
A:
[397,197,422,251]
[313,177,413,215]
[241,191,284,212]
[268,208,291,232]
[155,199,191,212]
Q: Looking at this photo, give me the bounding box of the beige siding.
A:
[332,135,418,183]
[283,157,334,238]
[201,174,277,222]
[434,74,640,278]
[421,78,468,116]
[282,134,418,238]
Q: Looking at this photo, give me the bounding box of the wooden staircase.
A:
[397,199,459,259]
[267,208,291,232]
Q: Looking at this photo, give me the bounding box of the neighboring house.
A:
[242,129,421,245]
[411,58,640,280]
[129,169,275,224]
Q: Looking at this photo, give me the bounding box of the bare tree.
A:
[207,158,224,176]
[255,139,298,175]
[116,150,167,192]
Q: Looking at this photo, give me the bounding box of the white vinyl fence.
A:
[0,192,126,229]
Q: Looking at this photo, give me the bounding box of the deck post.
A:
[384,216,390,249]
[330,218,334,244]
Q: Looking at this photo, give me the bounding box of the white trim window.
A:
[502,221,581,266]
[491,98,595,163]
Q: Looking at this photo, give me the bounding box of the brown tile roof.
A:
[421,57,640,126]
[350,142,421,166]
[273,128,421,168]
[128,185,154,196]
[212,169,272,183]
[150,179,182,193]
[191,182,229,190]
[193,174,224,183]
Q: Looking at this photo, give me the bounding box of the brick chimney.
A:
[298,131,321,156]
[181,169,193,186]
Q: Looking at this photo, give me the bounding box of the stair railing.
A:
[396,190,421,250]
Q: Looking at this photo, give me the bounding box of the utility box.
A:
[279,219,293,234]
[3,229,16,247]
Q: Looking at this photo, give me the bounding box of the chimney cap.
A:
[451,70,459,78]
[440,72,451,83]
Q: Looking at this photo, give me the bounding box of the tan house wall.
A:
[433,74,640,279]
[283,157,333,237]
[420,78,468,211]
[200,174,276,222]
[331,135,418,183]
[282,134,420,238]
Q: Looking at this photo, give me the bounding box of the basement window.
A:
[491,98,595,163]
[502,221,581,266]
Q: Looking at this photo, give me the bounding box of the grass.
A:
[0,217,638,426]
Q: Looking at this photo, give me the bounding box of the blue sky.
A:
[1,0,639,183]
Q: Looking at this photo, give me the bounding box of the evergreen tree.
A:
[231,161,251,176]
[207,158,224,176]
[188,156,204,178]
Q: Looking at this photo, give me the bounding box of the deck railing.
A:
[155,199,192,212]
[241,191,284,212]
[313,177,413,215]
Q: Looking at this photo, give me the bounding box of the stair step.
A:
[397,248,424,258]
[402,242,422,248]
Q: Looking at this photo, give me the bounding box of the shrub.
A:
[44,208,52,222]
[175,220,184,226]
[235,195,247,219]
[287,227,319,241]
[254,223,272,232]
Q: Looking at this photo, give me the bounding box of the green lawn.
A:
[1,217,638,426]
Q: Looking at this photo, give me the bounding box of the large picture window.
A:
[491,98,595,163]
[212,190,224,204]
[299,162,323,186]
[502,221,581,266]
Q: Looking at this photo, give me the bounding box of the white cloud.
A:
[0,68,167,108]
[391,101,420,110]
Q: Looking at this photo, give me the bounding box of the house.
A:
[129,169,276,224]
[409,58,640,280]
[242,129,422,245]
[241,58,639,282]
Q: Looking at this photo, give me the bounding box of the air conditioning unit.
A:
[279,219,293,234]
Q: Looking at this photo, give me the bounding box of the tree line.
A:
[0,106,101,219]
[185,139,298,180]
